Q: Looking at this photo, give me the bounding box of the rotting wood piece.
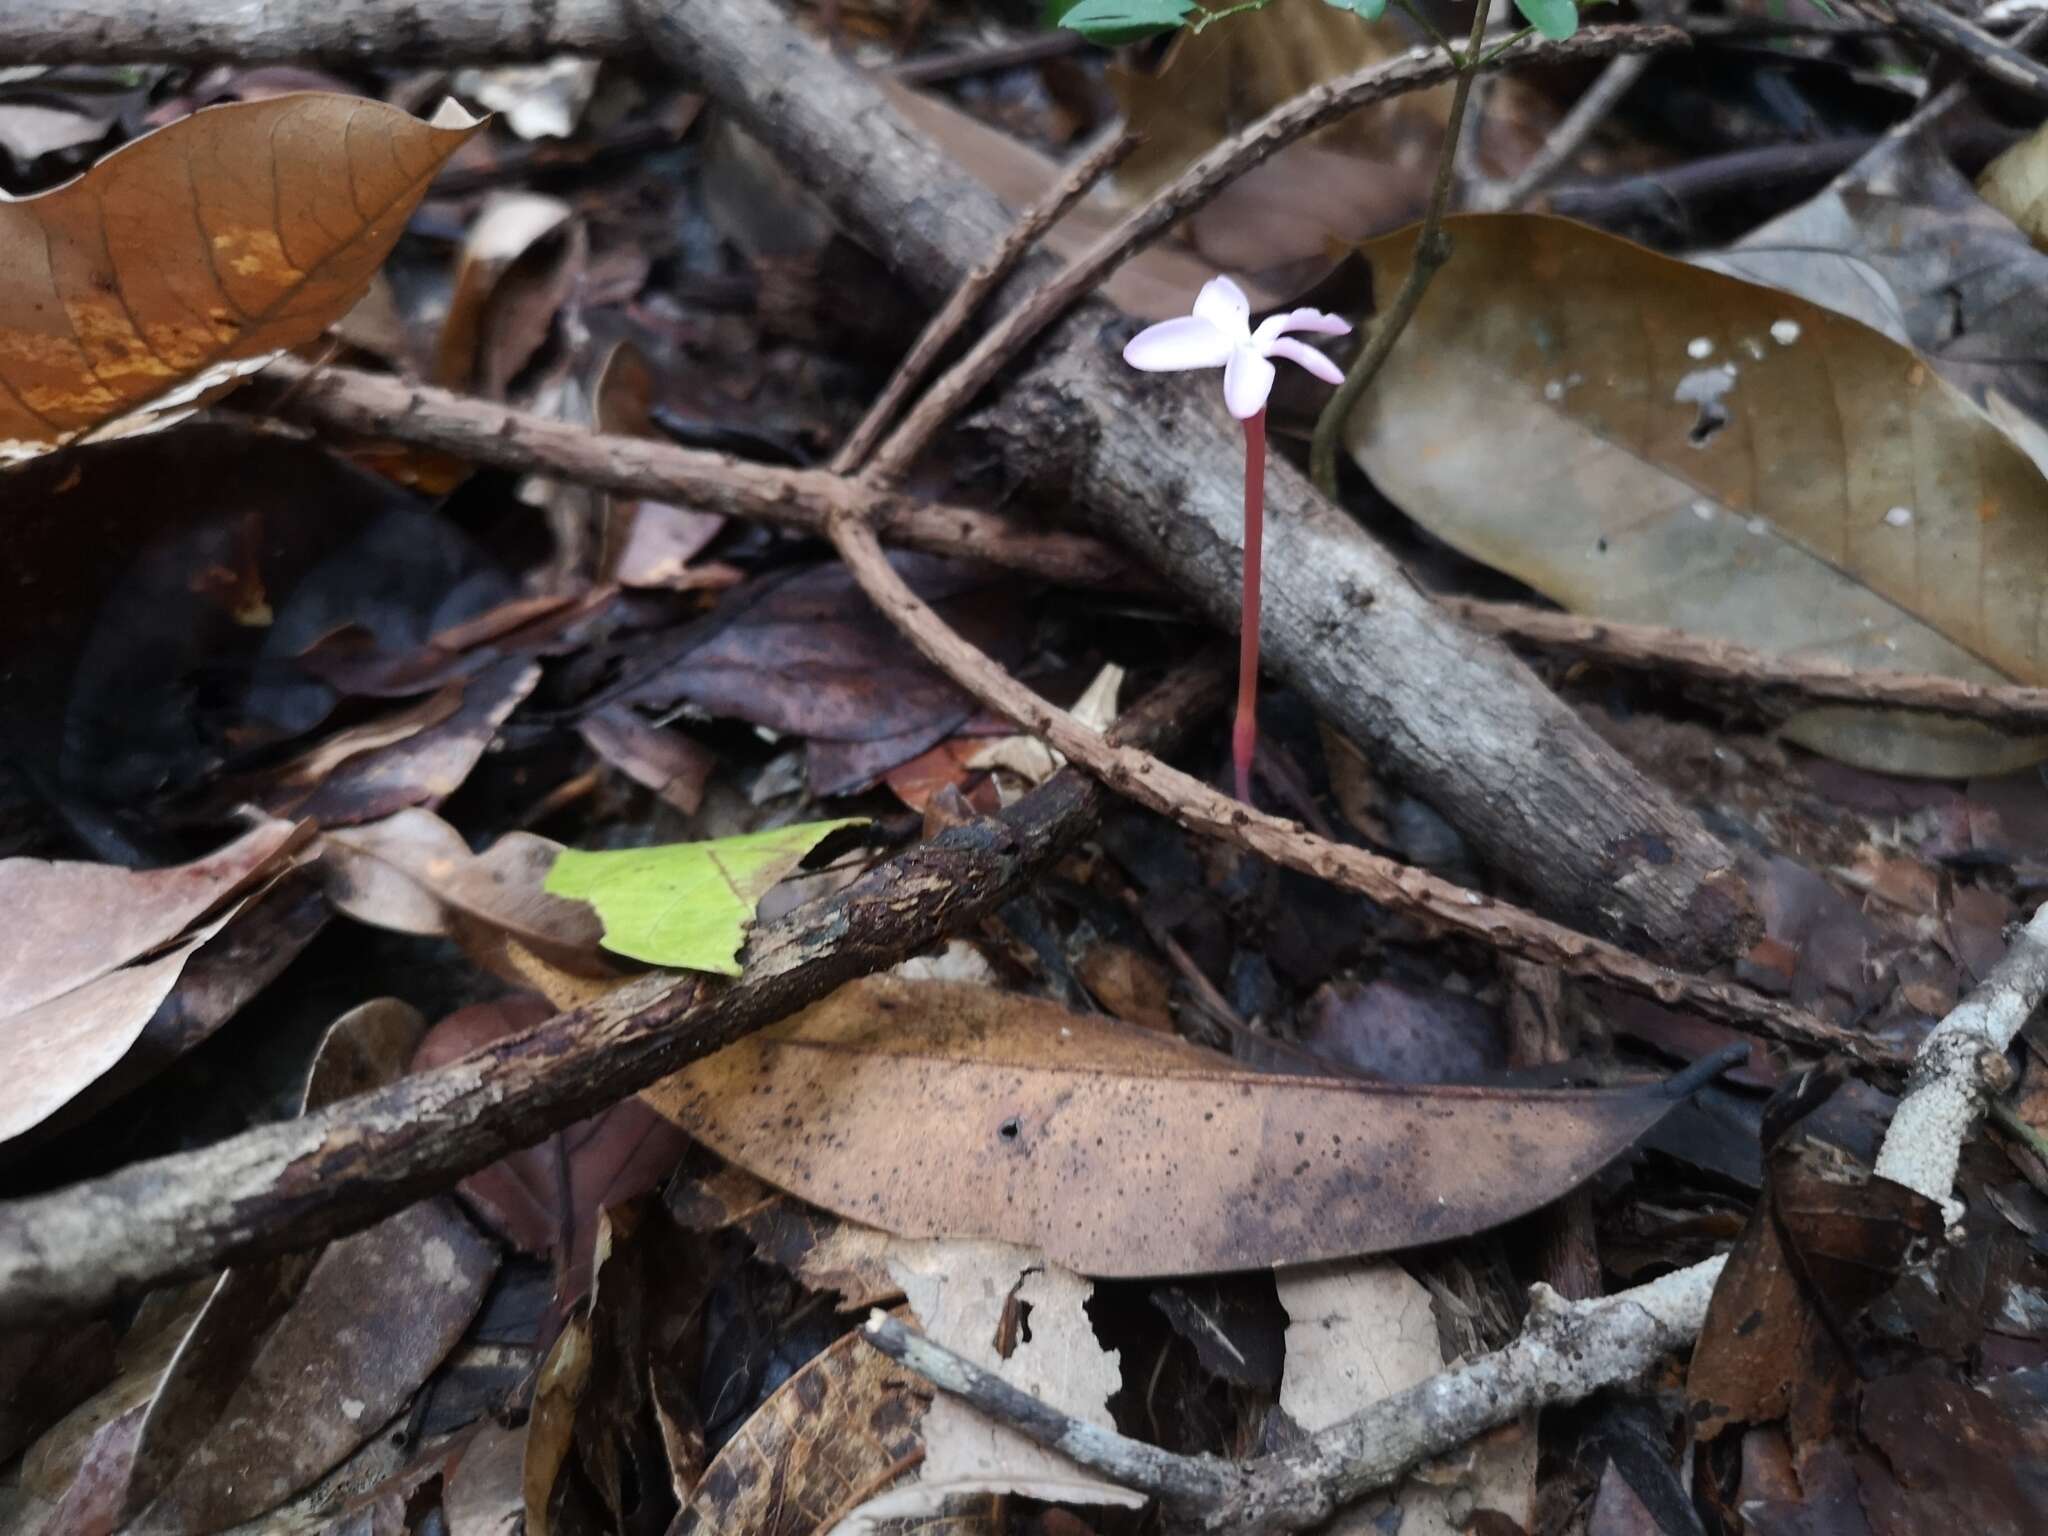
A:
[0,663,1226,1327]
[631,0,1756,969]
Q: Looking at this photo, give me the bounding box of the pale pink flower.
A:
[1121,275,1351,419]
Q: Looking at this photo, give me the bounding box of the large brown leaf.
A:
[642,977,1693,1277]
[1346,213,2048,777]
[0,92,477,461]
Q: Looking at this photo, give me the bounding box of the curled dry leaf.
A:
[672,1312,927,1536]
[0,92,478,462]
[642,976,1697,1277]
[1347,213,2048,776]
[315,805,609,982]
[0,817,305,1144]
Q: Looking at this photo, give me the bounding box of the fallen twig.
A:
[1878,0,2048,104]
[0,664,1224,1326]
[864,1259,1727,1534]
[824,506,1889,1069]
[246,360,1136,589]
[862,22,1689,487]
[1465,48,1659,213]
[1875,900,2048,1212]
[832,128,1137,477]
[1453,599,2048,730]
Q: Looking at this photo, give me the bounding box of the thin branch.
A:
[1878,0,2048,103]
[860,24,1689,486]
[1307,0,1494,495]
[831,128,1138,477]
[1467,48,1659,213]
[0,664,1225,1326]
[246,360,1136,589]
[823,507,1892,1069]
[1452,599,2048,730]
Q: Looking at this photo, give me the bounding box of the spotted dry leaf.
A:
[0,92,478,462]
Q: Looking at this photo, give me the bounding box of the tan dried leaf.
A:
[1347,214,2048,776]
[643,976,1692,1276]
[0,93,478,461]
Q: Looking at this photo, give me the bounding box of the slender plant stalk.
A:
[1308,0,1495,495]
[1234,408,1268,802]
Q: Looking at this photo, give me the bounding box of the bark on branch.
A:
[0,665,1223,1327]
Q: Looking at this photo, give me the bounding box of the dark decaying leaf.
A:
[618,554,1025,796]
[1688,1096,1943,1448]
[97,999,491,1533]
[644,977,1701,1277]
[412,996,691,1312]
[670,1311,928,1536]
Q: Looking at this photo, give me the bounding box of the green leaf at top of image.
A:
[1057,0,1196,46]
[1323,0,1389,19]
[544,820,866,974]
[1513,0,1578,39]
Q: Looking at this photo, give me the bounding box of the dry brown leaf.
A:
[882,82,1232,321]
[672,1314,928,1536]
[314,806,609,981]
[642,976,1693,1277]
[0,819,305,1144]
[1110,7,1441,285]
[1980,119,2048,252]
[0,92,477,461]
[1347,214,2048,776]
[433,190,579,396]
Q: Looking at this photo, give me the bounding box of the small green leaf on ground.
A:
[1056,0,1195,46]
[1323,0,1388,17]
[545,820,866,974]
[1513,0,1578,39]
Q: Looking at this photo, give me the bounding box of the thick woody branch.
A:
[1454,600,2048,730]
[0,0,632,63]
[0,666,1222,1327]
[825,509,1889,1071]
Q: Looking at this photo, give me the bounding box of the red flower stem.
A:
[1233,408,1266,803]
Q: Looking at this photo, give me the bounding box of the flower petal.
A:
[1192,276,1252,340]
[1252,307,1352,347]
[1123,315,1233,372]
[1222,346,1277,419]
[1267,336,1346,387]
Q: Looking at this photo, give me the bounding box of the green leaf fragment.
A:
[544,819,867,975]
[1513,0,1577,39]
[1056,0,1196,45]
[1322,0,1388,17]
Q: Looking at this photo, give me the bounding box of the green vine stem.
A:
[1307,0,1496,495]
